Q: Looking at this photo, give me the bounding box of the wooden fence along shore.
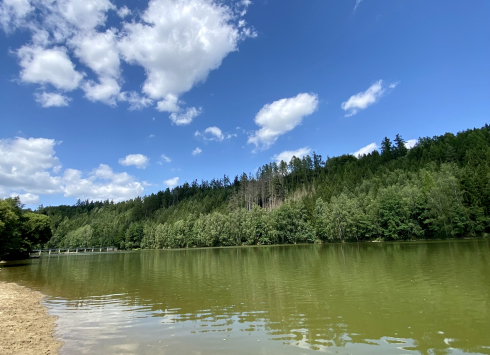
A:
[30,247,118,257]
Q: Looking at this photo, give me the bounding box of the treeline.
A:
[0,197,52,260]
[34,124,490,250]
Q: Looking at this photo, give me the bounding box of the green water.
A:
[1,240,490,355]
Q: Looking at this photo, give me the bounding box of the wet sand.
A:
[0,282,61,355]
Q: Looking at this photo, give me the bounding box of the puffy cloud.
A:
[192,147,202,156]
[405,139,417,149]
[118,154,150,169]
[3,0,255,112]
[82,77,120,105]
[156,94,180,113]
[248,93,319,151]
[195,126,237,141]
[63,164,144,202]
[118,0,242,102]
[117,6,131,18]
[0,136,147,203]
[17,46,84,91]
[42,0,115,38]
[169,107,201,125]
[34,91,72,107]
[11,192,40,205]
[71,29,120,78]
[341,80,398,117]
[163,177,179,188]
[161,154,171,163]
[272,147,311,164]
[118,91,153,111]
[0,0,33,32]
[0,137,62,195]
[352,142,378,158]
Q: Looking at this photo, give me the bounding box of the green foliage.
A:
[0,197,52,260]
[27,124,490,251]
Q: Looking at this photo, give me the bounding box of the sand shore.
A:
[0,282,61,355]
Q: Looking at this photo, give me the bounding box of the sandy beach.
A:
[0,282,61,355]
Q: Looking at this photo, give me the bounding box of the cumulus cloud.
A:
[352,142,378,158]
[118,91,153,111]
[117,6,131,19]
[405,139,417,149]
[192,147,202,156]
[2,0,256,113]
[0,137,63,195]
[248,93,319,151]
[118,0,241,101]
[169,107,201,125]
[34,91,71,107]
[341,80,398,117]
[194,126,236,141]
[0,0,33,32]
[161,154,171,163]
[11,192,40,205]
[118,154,150,169]
[17,46,84,91]
[63,164,144,202]
[163,177,179,189]
[272,147,311,164]
[0,136,147,203]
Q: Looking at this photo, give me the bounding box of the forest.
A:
[3,124,490,255]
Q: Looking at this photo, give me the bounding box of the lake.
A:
[1,240,489,355]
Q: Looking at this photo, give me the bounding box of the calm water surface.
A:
[1,240,490,355]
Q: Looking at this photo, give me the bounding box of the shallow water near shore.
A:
[1,240,490,355]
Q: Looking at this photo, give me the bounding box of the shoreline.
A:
[0,282,61,355]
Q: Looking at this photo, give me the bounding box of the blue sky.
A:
[0,0,489,207]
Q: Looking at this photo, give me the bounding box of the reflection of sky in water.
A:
[2,241,490,355]
[45,295,479,355]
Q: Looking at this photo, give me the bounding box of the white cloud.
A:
[161,154,171,163]
[195,126,228,141]
[2,0,256,112]
[0,136,147,203]
[117,6,131,18]
[82,77,120,105]
[11,192,40,205]
[248,93,319,151]
[0,0,33,32]
[118,0,244,102]
[149,134,155,138]
[71,29,120,79]
[156,94,180,113]
[341,80,398,117]
[405,139,417,149]
[272,147,311,164]
[389,81,400,89]
[169,107,201,125]
[43,0,115,38]
[192,147,202,156]
[163,177,179,189]
[17,46,84,91]
[118,154,150,169]
[0,137,62,195]
[352,142,378,158]
[118,91,153,111]
[63,164,144,202]
[34,91,71,107]
[354,0,363,11]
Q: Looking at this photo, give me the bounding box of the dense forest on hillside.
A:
[4,124,490,253]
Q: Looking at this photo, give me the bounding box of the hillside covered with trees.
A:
[5,124,490,254]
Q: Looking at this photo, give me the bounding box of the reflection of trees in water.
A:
[1,241,489,354]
